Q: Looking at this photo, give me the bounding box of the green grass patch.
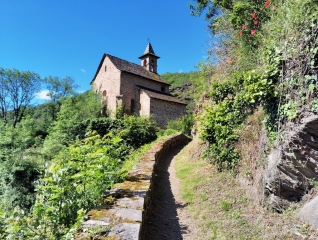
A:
[174,138,318,239]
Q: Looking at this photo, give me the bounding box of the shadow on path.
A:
[144,145,188,240]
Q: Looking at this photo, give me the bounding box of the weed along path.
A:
[144,144,194,240]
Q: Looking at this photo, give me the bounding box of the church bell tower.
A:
[139,42,160,74]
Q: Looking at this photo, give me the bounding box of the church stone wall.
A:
[139,90,151,116]
[150,98,186,128]
[120,72,168,113]
[92,56,121,113]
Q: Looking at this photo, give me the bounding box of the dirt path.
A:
[144,145,194,240]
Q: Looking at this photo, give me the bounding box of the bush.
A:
[167,114,194,136]
[2,115,159,239]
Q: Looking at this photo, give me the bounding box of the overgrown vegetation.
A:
[167,113,194,137]
[190,0,318,171]
[3,116,157,239]
[161,62,213,111]
[0,68,161,238]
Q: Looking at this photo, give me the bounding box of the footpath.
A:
[76,133,191,240]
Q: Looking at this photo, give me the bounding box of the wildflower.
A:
[264,1,270,7]
[254,20,258,25]
[229,60,233,65]
[226,22,229,26]
[239,31,243,36]
[251,29,256,35]
[242,24,246,29]
[272,5,277,10]
[251,12,257,19]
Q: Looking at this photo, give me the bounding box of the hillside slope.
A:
[174,136,318,239]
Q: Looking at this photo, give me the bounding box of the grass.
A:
[174,137,318,239]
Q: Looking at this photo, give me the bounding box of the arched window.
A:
[102,90,107,103]
[150,60,154,72]
[143,59,147,67]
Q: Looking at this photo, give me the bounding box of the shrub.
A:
[167,114,194,136]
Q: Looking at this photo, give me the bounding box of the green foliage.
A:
[44,76,79,103]
[167,113,194,136]
[0,63,159,238]
[0,68,41,127]
[0,157,39,211]
[194,0,318,171]
[220,200,232,211]
[118,115,158,149]
[29,133,126,238]
[201,68,277,170]
[42,91,105,159]
[310,99,318,113]
[0,118,46,214]
[161,72,194,89]
[1,115,158,239]
[161,66,213,112]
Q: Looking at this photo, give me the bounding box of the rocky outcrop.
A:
[297,195,318,229]
[264,111,318,210]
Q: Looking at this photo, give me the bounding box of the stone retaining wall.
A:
[77,133,191,240]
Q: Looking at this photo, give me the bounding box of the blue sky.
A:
[0,1,209,99]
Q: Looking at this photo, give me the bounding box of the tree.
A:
[0,68,41,127]
[43,76,79,121]
[42,91,105,159]
[44,76,79,103]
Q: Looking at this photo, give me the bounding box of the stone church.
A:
[91,42,187,128]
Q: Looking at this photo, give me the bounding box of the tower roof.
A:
[139,42,160,59]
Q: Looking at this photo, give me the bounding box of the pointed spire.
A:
[139,41,160,59]
[144,42,155,55]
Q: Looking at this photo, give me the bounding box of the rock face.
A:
[297,195,318,229]
[264,112,318,210]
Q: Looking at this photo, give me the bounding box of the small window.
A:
[143,59,147,67]
[105,65,107,72]
[161,86,165,92]
[102,90,107,97]
[131,99,135,113]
